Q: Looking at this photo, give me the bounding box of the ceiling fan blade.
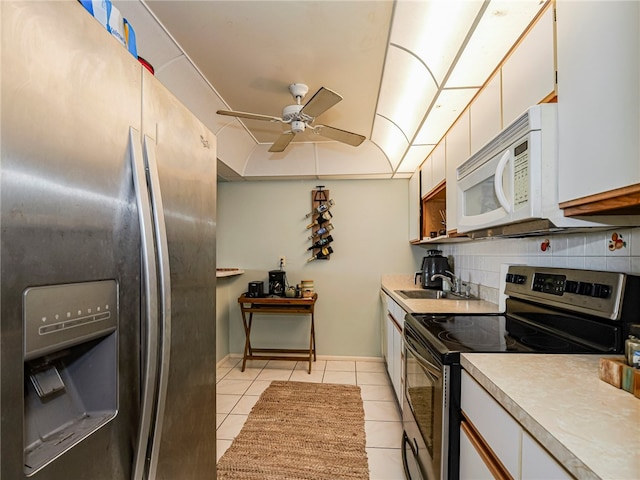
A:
[315,125,366,147]
[300,87,342,118]
[268,132,296,152]
[217,109,282,123]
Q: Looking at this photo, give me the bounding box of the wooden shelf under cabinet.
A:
[414,183,470,244]
[560,183,640,216]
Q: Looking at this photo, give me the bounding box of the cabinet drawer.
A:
[461,370,521,478]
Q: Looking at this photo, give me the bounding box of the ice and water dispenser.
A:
[23,280,119,475]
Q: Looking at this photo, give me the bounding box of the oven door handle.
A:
[404,332,442,377]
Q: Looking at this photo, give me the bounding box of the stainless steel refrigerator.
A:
[1,1,217,478]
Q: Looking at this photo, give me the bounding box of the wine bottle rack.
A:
[308,186,332,261]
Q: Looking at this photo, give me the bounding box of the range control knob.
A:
[564,280,579,294]
[592,283,611,298]
[505,273,514,283]
[514,274,527,285]
[576,282,594,296]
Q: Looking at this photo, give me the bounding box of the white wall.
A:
[216,179,423,360]
[216,178,640,362]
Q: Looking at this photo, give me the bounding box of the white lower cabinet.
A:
[459,422,496,479]
[460,370,573,480]
[380,291,404,406]
[521,431,572,480]
[391,322,402,403]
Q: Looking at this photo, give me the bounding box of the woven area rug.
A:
[217,381,370,480]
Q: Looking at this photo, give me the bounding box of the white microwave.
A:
[456,104,561,234]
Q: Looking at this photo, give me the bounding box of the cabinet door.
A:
[431,143,446,188]
[445,111,470,233]
[521,432,573,480]
[386,314,394,378]
[556,0,640,202]
[380,291,390,362]
[461,371,521,478]
[421,159,433,197]
[409,171,421,241]
[459,422,504,480]
[502,5,555,126]
[392,322,403,404]
[470,73,501,155]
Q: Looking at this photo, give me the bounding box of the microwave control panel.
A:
[513,140,529,208]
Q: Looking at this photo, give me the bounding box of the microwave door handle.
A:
[494,150,512,213]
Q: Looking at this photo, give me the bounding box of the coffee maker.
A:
[415,250,451,289]
[268,270,287,296]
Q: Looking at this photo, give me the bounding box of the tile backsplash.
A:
[439,227,640,304]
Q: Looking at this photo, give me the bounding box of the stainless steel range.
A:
[401,266,640,480]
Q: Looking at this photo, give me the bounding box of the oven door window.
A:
[405,337,443,469]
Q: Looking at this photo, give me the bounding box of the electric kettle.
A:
[415,250,451,289]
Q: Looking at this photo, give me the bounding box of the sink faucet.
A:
[430,271,460,294]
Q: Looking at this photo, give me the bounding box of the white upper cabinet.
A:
[431,143,446,189]
[502,6,556,127]
[409,171,421,241]
[469,73,501,156]
[556,0,640,203]
[445,111,470,233]
[420,159,433,199]
[421,144,445,198]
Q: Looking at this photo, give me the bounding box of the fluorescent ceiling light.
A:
[396,144,435,174]
[373,0,547,175]
[414,88,478,144]
[390,0,484,86]
[447,0,546,87]
[371,115,409,171]
[376,46,438,141]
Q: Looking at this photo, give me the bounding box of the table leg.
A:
[311,313,316,361]
[241,310,253,372]
[308,313,316,374]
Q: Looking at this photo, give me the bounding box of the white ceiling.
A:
[143,0,392,146]
[114,0,547,179]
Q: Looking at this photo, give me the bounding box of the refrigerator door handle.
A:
[129,128,161,480]
[142,135,172,480]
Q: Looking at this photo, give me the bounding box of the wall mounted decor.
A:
[306,186,334,262]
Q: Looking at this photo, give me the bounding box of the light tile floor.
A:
[216,357,405,480]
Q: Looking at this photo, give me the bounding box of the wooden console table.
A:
[237,294,317,373]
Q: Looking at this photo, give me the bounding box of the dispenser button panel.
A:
[23,280,118,360]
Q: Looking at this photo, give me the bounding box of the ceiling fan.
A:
[216,83,366,153]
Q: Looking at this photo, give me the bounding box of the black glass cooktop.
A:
[406,310,619,364]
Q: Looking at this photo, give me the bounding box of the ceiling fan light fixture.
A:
[291,120,306,134]
[217,82,362,152]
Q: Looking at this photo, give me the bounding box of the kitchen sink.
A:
[395,289,446,299]
[395,289,477,300]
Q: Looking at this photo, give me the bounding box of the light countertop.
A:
[381,274,501,314]
[216,268,244,278]
[461,353,640,480]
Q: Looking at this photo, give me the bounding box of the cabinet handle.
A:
[494,149,512,213]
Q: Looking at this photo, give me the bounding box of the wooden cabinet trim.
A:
[387,312,402,333]
[560,183,640,216]
[461,415,514,480]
